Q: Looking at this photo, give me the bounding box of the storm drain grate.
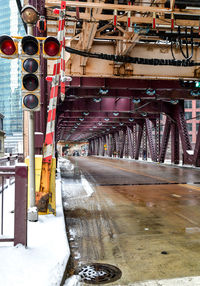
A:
[76,263,122,284]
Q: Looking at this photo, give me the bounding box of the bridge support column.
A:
[135,122,144,160]
[159,117,171,163]
[155,118,160,161]
[124,128,129,158]
[173,101,193,165]
[171,123,180,164]
[108,134,113,157]
[142,122,147,161]
[146,119,157,162]
[127,126,134,159]
[194,124,200,167]
[119,129,126,158]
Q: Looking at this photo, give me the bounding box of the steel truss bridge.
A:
[28,0,200,166]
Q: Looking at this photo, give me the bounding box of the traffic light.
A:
[0,35,18,59]
[43,36,60,59]
[21,35,40,111]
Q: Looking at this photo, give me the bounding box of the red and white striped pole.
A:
[60,22,66,101]
[127,1,132,32]
[171,13,175,30]
[152,12,156,29]
[113,9,117,31]
[43,1,66,164]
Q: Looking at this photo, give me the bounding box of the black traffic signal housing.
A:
[0,35,18,59]
[21,35,40,111]
[43,36,60,59]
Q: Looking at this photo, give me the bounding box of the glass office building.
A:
[0,0,25,153]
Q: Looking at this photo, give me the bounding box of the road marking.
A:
[174,212,199,226]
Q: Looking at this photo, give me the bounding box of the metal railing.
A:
[0,154,24,167]
[0,164,28,246]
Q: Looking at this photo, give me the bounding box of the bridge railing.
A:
[0,154,24,166]
[0,164,28,246]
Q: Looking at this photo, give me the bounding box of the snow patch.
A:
[63,275,81,286]
[186,150,194,155]
[81,175,94,197]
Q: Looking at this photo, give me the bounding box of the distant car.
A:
[73,151,80,156]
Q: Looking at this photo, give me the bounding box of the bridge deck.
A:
[61,157,200,285]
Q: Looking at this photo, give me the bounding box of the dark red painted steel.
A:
[109,134,114,157]
[14,165,28,247]
[0,165,28,246]
[145,119,157,162]
[127,127,134,159]
[154,119,161,161]
[194,125,200,167]
[114,132,119,157]
[135,122,144,160]
[171,123,180,165]
[66,77,182,91]
[124,129,129,158]
[158,117,171,163]
[173,102,193,165]
[119,129,126,158]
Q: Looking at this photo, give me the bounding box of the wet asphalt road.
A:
[61,156,200,285]
[70,156,200,186]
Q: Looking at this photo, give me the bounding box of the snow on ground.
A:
[0,173,70,286]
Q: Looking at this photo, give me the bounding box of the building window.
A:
[184,100,192,108]
[0,118,3,130]
[197,123,200,132]
[185,112,192,120]
[189,134,193,142]
[187,123,192,131]
[196,112,200,119]
[196,100,200,108]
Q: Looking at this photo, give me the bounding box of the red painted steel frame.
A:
[0,165,28,247]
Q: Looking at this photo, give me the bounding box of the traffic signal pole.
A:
[27,23,38,222]
[0,4,64,218]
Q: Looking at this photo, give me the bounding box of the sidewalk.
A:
[0,173,70,286]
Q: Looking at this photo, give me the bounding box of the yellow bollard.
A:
[48,158,56,215]
[25,155,43,208]
[25,156,56,215]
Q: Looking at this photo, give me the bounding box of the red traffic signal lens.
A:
[22,35,38,55]
[23,58,38,73]
[0,36,16,55]
[23,94,39,110]
[44,37,60,57]
[23,74,39,91]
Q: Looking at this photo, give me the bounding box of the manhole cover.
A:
[76,263,122,284]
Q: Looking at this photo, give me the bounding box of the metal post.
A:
[14,164,28,246]
[1,177,4,235]
[29,112,35,207]
[27,24,38,222]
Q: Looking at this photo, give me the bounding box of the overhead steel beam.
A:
[46,1,200,16]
